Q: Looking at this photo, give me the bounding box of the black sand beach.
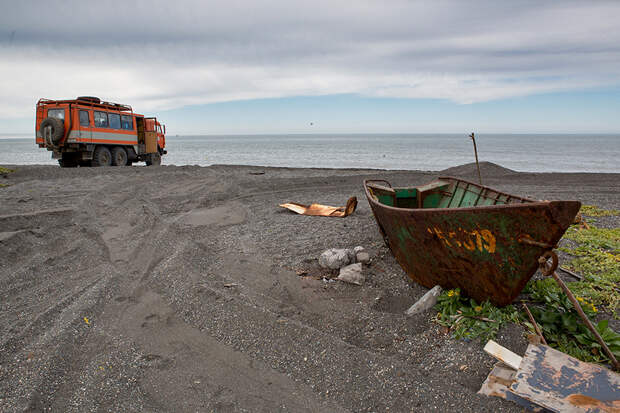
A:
[1,163,618,412]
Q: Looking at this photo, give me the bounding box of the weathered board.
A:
[510,344,620,413]
[483,340,523,370]
[478,362,550,412]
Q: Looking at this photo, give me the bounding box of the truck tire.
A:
[111,146,128,166]
[91,146,112,167]
[40,117,64,145]
[146,151,161,166]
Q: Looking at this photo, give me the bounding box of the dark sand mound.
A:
[440,161,518,179]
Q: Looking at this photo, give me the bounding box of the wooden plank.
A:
[511,344,620,413]
[484,340,523,370]
[478,363,550,412]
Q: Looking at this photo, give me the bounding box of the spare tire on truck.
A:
[40,117,64,145]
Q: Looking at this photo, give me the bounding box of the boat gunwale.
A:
[363,176,552,214]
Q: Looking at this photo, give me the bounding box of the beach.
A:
[0,162,618,412]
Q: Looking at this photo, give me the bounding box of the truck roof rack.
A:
[37,97,133,112]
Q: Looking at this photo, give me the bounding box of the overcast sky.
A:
[1,0,620,134]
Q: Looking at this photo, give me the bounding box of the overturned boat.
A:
[364,177,581,306]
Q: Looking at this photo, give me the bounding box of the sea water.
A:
[1,134,618,173]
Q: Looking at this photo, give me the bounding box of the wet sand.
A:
[1,162,618,412]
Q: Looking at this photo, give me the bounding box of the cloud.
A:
[1,0,619,118]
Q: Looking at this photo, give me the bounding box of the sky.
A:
[1,0,620,134]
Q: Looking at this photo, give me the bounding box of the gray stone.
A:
[353,246,365,254]
[356,251,370,264]
[337,263,364,285]
[318,248,352,269]
[405,285,443,316]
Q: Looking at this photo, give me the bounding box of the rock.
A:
[356,251,370,264]
[337,263,364,285]
[353,246,365,254]
[405,285,443,316]
[319,249,352,269]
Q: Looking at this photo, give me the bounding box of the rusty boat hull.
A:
[364,177,581,306]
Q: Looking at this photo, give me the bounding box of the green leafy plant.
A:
[0,166,14,174]
[524,284,620,364]
[435,288,520,342]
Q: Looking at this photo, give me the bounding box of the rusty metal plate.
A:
[280,197,357,218]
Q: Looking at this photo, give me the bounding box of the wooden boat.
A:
[364,177,581,306]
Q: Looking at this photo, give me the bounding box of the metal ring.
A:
[538,250,558,276]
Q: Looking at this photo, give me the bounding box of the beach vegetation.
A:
[579,204,620,217]
[0,166,14,174]
[435,289,520,343]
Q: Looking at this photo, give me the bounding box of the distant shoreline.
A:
[2,161,620,177]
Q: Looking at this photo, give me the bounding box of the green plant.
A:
[574,320,620,360]
[580,205,620,217]
[0,166,14,174]
[524,287,620,364]
[435,289,521,342]
[559,225,620,317]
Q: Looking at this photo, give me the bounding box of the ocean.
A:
[1,134,618,173]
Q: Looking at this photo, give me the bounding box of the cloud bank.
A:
[1,0,619,118]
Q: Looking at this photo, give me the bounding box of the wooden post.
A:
[469,132,482,185]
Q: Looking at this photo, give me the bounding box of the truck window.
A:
[79,110,90,127]
[121,115,133,130]
[48,108,65,120]
[94,111,108,128]
[109,113,121,129]
[157,125,162,133]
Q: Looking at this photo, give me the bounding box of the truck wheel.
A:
[146,152,161,166]
[111,146,128,166]
[40,117,64,145]
[91,146,112,167]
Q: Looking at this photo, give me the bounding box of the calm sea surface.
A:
[1,134,618,173]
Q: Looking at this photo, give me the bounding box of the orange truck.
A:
[36,96,167,167]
